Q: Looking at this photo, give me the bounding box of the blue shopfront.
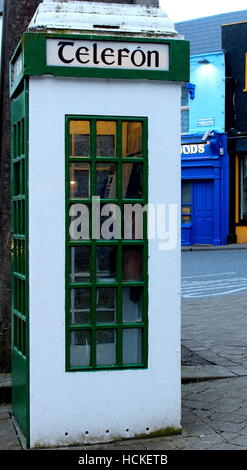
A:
[181,132,229,246]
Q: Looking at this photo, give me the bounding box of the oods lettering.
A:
[181,144,205,155]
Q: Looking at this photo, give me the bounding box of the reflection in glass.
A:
[70,246,90,282]
[96,288,116,323]
[123,203,145,241]
[98,204,112,241]
[122,328,142,364]
[122,287,142,323]
[182,206,192,224]
[96,246,117,282]
[98,203,121,241]
[70,330,91,367]
[181,183,192,224]
[122,122,142,158]
[123,246,142,281]
[70,288,90,324]
[96,121,116,157]
[96,163,116,198]
[96,329,116,365]
[70,163,90,199]
[70,121,90,157]
[182,182,192,204]
[122,163,142,198]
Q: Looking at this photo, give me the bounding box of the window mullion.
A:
[117,120,123,367]
[116,248,123,367]
[91,119,97,368]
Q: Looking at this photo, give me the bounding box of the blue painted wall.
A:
[188,51,225,135]
[181,51,229,245]
[181,133,229,246]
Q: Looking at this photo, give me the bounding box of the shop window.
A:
[240,155,247,221]
[182,182,192,225]
[66,116,148,371]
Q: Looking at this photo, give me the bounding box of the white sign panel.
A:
[197,117,215,127]
[46,39,169,71]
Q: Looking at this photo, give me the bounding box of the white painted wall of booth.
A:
[28,76,181,448]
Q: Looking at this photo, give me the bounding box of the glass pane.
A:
[182,214,191,224]
[70,163,90,198]
[122,122,142,158]
[96,121,116,157]
[70,121,90,157]
[96,246,117,282]
[122,163,142,198]
[99,203,121,241]
[123,246,142,281]
[96,287,116,323]
[96,163,116,198]
[70,330,91,367]
[122,328,142,364]
[182,182,192,204]
[14,161,21,196]
[69,203,90,241]
[122,203,145,241]
[70,246,90,282]
[70,288,90,324]
[122,287,142,323]
[181,109,189,134]
[182,205,191,214]
[96,329,116,366]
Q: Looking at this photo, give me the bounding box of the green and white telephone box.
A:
[10,0,189,448]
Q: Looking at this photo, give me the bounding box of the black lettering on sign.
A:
[147,50,159,68]
[75,46,90,64]
[118,48,130,66]
[55,41,163,69]
[131,48,146,67]
[58,41,75,64]
[101,48,115,65]
[93,43,100,65]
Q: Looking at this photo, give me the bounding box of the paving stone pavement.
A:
[2,293,247,450]
[182,293,247,376]
[3,375,247,451]
[0,404,20,450]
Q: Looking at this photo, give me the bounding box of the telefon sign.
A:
[46,38,170,71]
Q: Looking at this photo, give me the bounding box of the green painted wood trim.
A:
[24,78,30,449]
[10,32,189,95]
[10,89,25,124]
[10,79,30,447]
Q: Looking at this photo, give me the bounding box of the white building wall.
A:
[28,76,181,448]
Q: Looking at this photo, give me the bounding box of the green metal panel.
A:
[11,82,29,445]
[10,32,190,96]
